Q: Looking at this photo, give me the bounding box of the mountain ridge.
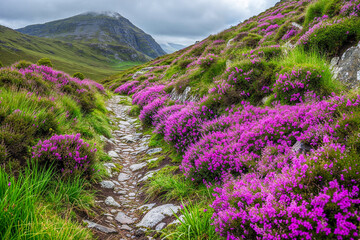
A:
[17,11,166,59]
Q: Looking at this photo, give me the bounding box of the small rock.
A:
[105,196,121,207]
[139,170,160,182]
[122,135,137,143]
[136,204,180,228]
[134,228,146,237]
[129,193,136,197]
[108,151,120,158]
[100,181,115,189]
[146,148,162,155]
[169,215,185,225]
[155,222,166,231]
[83,220,117,234]
[130,162,147,171]
[147,158,158,163]
[115,212,135,224]
[110,209,117,214]
[120,224,133,231]
[118,173,131,182]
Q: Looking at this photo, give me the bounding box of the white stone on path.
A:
[115,212,136,224]
[108,151,120,158]
[155,222,166,231]
[136,204,180,228]
[105,196,121,207]
[100,180,115,189]
[130,162,147,171]
[118,173,131,182]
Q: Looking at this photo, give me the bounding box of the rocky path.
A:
[83,96,180,240]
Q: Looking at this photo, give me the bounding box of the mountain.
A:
[160,42,186,53]
[105,0,360,239]
[0,25,147,79]
[17,11,166,59]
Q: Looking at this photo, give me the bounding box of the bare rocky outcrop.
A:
[331,42,360,89]
[170,87,199,103]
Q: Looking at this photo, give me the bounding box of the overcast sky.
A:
[0,0,279,45]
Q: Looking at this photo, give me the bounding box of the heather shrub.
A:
[72,72,85,80]
[0,123,31,163]
[37,58,53,67]
[0,141,7,163]
[153,104,184,134]
[139,97,168,126]
[304,18,360,57]
[13,60,32,69]
[243,33,263,47]
[207,60,276,108]
[32,134,97,178]
[0,68,25,89]
[177,58,193,69]
[114,81,139,94]
[304,0,329,26]
[132,85,166,108]
[273,65,326,104]
[164,105,208,151]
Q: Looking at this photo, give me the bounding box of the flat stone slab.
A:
[83,220,117,234]
[100,180,115,189]
[105,196,121,207]
[155,222,166,231]
[130,162,147,172]
[146,148,162,155]
[115,212,136,224]
[122,135,137,143]
[118,173,131,182]
[108,151,120,158]
[136,204,180,228]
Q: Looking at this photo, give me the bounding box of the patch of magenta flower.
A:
[114,81,139,94]
[139,97,168,125]
[32,133,97,177]
[16,64,105,92]
[132,85,166,108]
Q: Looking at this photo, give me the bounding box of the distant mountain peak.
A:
[16,12,166,59]
[80,11,123,19]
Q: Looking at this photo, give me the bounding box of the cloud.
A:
[0,0,279,45]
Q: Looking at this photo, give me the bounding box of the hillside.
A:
[17,12,166,59]
[0,25,147,80]
[105,0,360,239]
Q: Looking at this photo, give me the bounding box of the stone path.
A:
[83,96,180,240]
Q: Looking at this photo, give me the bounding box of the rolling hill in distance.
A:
[0,11,167,79]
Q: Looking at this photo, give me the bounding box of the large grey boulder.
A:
[136,204,180,228]
[331,42,360,89]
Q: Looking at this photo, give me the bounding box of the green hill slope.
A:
[0,25,149,80]
[106,0,360,239]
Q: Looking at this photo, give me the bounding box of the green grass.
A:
[113,61,144,71]
[275,46,344,94]
[0,165,93,239]
[163,200,219,240]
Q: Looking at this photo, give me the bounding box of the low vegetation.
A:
[0,60,111,239]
